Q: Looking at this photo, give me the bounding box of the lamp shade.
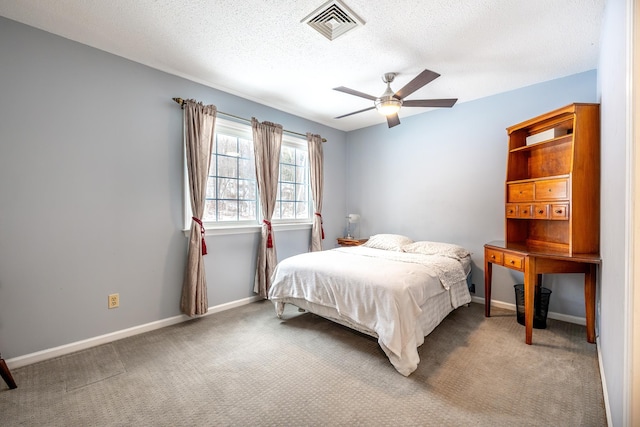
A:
[348,213,360,223]
[375,98,402,116]
[375,85,402,116]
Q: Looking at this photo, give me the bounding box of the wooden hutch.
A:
[484,103,601,344]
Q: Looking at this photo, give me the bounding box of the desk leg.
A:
[524,256,537,345]
[484,259,493,317]
[585,264,597,344]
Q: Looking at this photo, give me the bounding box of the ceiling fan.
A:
[333,69,457,128]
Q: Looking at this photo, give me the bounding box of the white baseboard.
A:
[6,295,263,369]
[596,336,613,427]
[470,296,587,326]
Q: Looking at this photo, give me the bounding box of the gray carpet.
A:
[0,301,606,426]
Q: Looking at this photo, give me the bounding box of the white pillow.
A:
[401,241,470,260]
[362,234,414,251]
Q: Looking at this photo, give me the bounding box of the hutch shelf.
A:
[504,103,600,255]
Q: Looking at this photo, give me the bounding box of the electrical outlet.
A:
[108,293,119,309]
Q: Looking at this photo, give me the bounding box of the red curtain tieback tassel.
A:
[315,212,325,239]
[192,217,207,255]
[263,219,273,248]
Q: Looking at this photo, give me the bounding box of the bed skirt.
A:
[273,278,471,376]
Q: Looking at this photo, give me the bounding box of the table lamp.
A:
[346,213,360,239]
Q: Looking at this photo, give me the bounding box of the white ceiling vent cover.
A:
[302,0,365,41]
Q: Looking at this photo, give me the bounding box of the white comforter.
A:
[268,246,471,376]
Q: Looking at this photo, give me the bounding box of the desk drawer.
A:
[535,178,568,201]
[503,253,525,270]
[485,248,525,271]
[534,204,549,219]
[550,203,569,220]
[486,249,504,265]
[517,204,533,218]
[507,183,534,202]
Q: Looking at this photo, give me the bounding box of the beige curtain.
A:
[307,133,324,252]
[180,100,216,316]
[252,118,283,298]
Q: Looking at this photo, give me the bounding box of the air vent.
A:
[302,0,365,41]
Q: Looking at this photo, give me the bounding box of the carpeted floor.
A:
[0,301,606,426]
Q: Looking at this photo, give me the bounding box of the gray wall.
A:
[0,17,347,359]
[345,71,598,317]
[597,0,631,424]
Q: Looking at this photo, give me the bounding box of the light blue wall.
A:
[597,0,631,425]
[0,17,347,359]
[346,71,598,317]
[1,15,622,412]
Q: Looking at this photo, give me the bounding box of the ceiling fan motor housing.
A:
[382,72,397,84]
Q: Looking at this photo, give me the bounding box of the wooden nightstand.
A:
[336,237,368,247]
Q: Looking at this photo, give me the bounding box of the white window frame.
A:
[273,137,313,225]
[183,118,313,236]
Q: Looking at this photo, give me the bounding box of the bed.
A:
[267,234,472,376]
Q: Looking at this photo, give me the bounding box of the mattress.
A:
[268,245,472,375]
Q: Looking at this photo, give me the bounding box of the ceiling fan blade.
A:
[333,86,377,101]
[334,106,376,119]
[386,113,401,128]
[394,69,440,100]
[402,98,458,108]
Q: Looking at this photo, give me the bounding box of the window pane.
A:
[239,138,253,158]
[206,177,216,199]
[280,164,295,183]
[281,146,294,164]
[217,134,237,155]
[239,201,257,221]
[238,158,254,179]
[296,150,307,166]
[218,200,238,221]
[209,155,216,176]
[272,201,281,220]
[218,178,238,199]
[296,201,308,218]
[238,179,256,199]
[280,183,295,201]
[295,184,307,202]
[218,156,237,178]
[295,166,307,184]
[280,202,295,219]
[203,200,217,222]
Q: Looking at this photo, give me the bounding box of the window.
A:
[273,143,310,221]
[186,118,312,230]
[203,122,257,223]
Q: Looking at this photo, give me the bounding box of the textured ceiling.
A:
[0,0,605,131]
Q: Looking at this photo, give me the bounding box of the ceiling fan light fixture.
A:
[333,69,456,126]
[375,97,402,116]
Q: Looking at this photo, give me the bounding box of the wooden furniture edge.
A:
[0,355,17,389]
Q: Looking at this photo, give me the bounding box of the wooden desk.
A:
[484,240,600,345]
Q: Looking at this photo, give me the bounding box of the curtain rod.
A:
[172,98,326,142]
